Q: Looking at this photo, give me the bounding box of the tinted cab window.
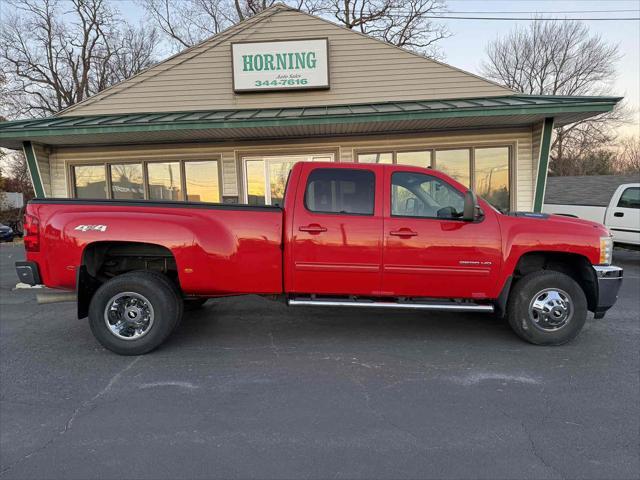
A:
[617,187,640,209]
[305,168,375,215]
[391,172,464,219]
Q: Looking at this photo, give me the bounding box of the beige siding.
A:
[51,128,536,211]
[33,143,52,197]
[60,7,511,117]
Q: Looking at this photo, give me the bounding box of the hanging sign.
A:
[232,38,330,92]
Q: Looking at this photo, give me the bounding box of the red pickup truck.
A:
[16,162,623,355]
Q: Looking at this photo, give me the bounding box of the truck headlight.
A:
[599,236,613,265]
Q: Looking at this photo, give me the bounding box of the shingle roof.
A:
[545,174,640,207]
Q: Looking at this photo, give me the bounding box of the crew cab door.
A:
[289,164,383,295]
[381,167,502,299]
[605,184,640,246]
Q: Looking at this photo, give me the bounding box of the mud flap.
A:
[76,265,101,319]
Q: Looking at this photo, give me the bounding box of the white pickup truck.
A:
[544,178,639,248]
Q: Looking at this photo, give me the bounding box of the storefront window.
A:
[270,159,297,206]
[147,162,183,201]
[185,160,220,202]
[396,151,431,167]
[73,165,107,199]
[246,159,266,206]
[243,154,334,205]
[357,152,393,164]
[110,163,144,199]
[435,149,471,187]
[475,147,510,211]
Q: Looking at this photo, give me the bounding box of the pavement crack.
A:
[502,409,565,479]
[0,357,141,477]
[64,356,141,432]
[266,319,280,359]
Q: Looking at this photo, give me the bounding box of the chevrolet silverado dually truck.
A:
[16,162,623,355]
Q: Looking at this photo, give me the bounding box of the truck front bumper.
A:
[593,265,623,318]
[15,261,41,286]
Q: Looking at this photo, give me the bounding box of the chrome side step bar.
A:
[288,298,494,313]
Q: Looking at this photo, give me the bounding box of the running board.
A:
[288,298,494,312]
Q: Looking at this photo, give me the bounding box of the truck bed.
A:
[26,199,284,295]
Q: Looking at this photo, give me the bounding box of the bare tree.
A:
[0,0,160,118]
[2,152,34,201]
[615,136,640,174]
[140,0,322,51]
[141,0,448,57]
[481,19,629,176]
[326,0,448,57]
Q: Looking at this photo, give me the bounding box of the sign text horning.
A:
[232,39,329,92]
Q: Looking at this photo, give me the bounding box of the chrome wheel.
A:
[104,292,155,340]
[528,288,573,332]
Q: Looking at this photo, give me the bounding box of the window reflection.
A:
[148,162,183,201]
[475,147,510,211]
[185,161,220,202]
[73,165,107,199]
[396,151,431,167]
[358,152,393,164]
[110,163,144,199]
[270,160,296,206]
[246,160,266,206]
[435,149,470,187]
[244,154,335,205]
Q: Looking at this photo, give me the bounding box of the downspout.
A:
[532,117,554,212]
[22,141,46,198]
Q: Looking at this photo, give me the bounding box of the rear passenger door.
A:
[289,165,383,296]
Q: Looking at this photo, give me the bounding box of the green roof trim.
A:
[533,117,555,212]
[22,141,45,198]
[0,95,620,142]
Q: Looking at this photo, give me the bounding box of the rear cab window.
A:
[304,168,375,215]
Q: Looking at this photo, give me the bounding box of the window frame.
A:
[390,170,467,222]
[355,143,515,211]
[71,164,109,199]
[356,148,433,168]
[146,161,184,201]
[109,162,146,200]
[68,156,223,202]
[239,150,337,205]
[303,167,377,217]
[183,159,222,203]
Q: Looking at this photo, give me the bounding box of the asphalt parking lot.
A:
[0,242,638,480]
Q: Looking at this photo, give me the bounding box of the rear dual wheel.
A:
[88,271,183,355]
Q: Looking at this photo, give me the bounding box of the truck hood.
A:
[507,211,606,232]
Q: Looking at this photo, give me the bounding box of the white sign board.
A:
[232,39,329,92]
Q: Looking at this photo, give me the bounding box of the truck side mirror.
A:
[463,190,479,221]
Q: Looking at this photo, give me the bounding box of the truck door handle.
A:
[389,229,418,237]
[614,212,624,217]
[299,224,327,234]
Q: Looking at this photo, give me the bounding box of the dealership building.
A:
[0,4,621,212]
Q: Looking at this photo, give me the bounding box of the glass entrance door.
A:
[243,154,335,206]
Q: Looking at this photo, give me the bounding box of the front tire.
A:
[88,272,183,355]
[507,270,587,345]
